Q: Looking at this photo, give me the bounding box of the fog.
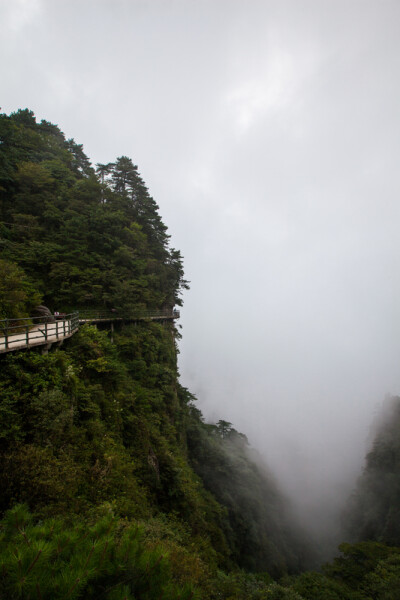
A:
[2,0,400,546]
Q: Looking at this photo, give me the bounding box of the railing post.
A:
[4,319,8,350]
[63,319,66,337]
[45,321,48,341]
[26,324,29,346]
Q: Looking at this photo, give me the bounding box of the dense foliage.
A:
[0,504,198,600]
[0,109,188,315]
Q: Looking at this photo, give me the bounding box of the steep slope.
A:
[344,395,400,546]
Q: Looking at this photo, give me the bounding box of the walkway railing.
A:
[0,313,79,354]
[79,309,180,322]
[0,309,179,354]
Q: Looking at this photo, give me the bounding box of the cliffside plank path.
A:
[0,309,180,354]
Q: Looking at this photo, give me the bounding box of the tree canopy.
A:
[0,109,188,316]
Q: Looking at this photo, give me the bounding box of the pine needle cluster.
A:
[0,504,197,600]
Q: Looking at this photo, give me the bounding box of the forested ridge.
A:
[1,109,400,599]
[344,396,400,547]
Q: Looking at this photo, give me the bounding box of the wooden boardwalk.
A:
[0,314,79,354]
[0,309,179,354]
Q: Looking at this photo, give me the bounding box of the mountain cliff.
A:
[0,109,308,599]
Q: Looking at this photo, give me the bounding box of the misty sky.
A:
[2,0,400,532]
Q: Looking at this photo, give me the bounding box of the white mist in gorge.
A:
[2,0,400,543]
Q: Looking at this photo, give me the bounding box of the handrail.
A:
[79,309,180,321]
